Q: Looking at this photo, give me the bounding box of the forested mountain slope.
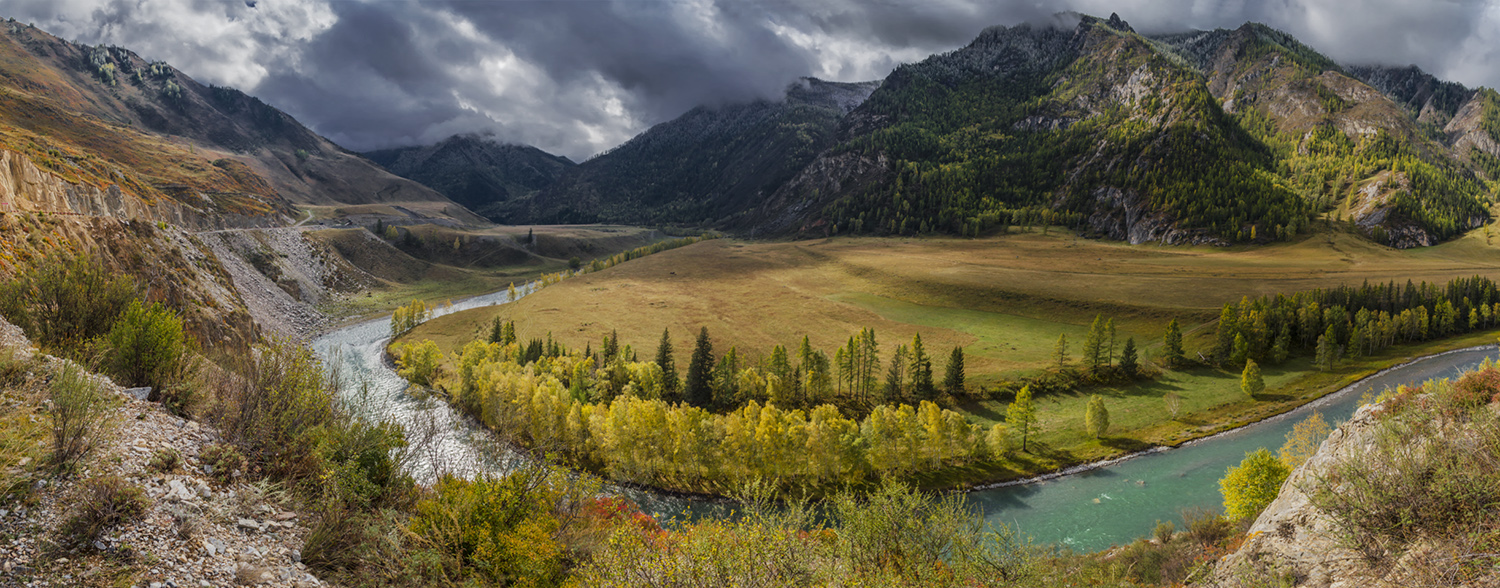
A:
[507,13,1495,248]
[0,18,468,220]
[497,77,879,226]
[365,134,574,220]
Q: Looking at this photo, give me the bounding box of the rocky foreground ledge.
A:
[1210,388,1500,587]
[0,318,326,588]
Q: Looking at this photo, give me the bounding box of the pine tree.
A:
[1120,337,1138,377]
[943,346,965,397]
[1270,323,1291,364]
[1215,303,1239,362]
[1163,319,1185,367]
[685,327,715,408]
[656,328,680,402]
[1084,394,1109,439]
[1054,333,1070,370]
[1007,385,1039,453]
[1241,358,1264,398]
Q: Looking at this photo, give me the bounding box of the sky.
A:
[1,0,1496,161]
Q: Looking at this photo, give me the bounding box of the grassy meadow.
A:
[399,225,1500,484]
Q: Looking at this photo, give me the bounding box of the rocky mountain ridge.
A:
[483,13,1496,248]
[364,134,575,221]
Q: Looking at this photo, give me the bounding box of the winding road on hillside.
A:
[310,285,1500,550]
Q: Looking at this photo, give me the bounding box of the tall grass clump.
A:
[48,363,114,474]
[1307,363,1500,582]
[0,252,135,357]
[203,339,413,506]
[0,346,46,499]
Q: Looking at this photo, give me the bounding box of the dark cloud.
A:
[0,0,1496,160]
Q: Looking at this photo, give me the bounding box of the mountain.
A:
[0,18,475,224]
[497,77,880,226]
[365,134,574,220]
[510,13,1494,248]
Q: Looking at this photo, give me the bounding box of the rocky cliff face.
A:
[0,149,286,231]
[1210,395,1500,587]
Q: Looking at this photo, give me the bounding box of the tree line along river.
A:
[311,285,1500,552]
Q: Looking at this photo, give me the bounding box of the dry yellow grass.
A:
[405,227,1500,382]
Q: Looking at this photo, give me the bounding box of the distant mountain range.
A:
[383,12,1497,247]
[365,135,574,219]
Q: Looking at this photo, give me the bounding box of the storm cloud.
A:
[2,0,1496,160]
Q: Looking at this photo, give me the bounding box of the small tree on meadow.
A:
[943,346,965,397]
[1241,359,1264,398]
[1053,334,1069,370]
[1084,394,1109,439]
[1007,385,1039,453]
[1162,319,1185,367]
[1119,337,1138,377]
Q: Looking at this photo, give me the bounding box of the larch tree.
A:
[656,328,680,403]
[1007,385,1039,453]
[1278,412,1331,469]
[685,327,715,408]
[1084,394,1109,439]
[1084,315,1106,372]
[943,346,965,397]
[1105,319,1117,367]
[1054,334,1069,370]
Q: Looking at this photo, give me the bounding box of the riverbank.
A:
[922,328,1500,492]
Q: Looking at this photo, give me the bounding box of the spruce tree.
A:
[1085,394,1109,438]
[1241,358,1264,398]
[1120,337,1138,377]
[1163,319,1185,367]
[883,344,908,402]
[487,317,504,344]
[685,327,715,407]
[909,333,934,400]
[656,328,680,402]
[943,346,965,397]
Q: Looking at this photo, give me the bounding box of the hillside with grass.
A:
[498,77,880,227]
[0,18,476,223]
[365,134,575,220]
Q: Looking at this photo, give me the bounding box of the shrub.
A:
[58,475,150,548]
[204,340,336,485]
[147,448,183,474]
[1220,448,1290,521]
[1308,375,1500,568]
[0,252,136,357]
[1182,507,1234,548]
[199,443,244,486]
[406,472,569,587]
[393,340,443,388]
[104,300,193,403]
[48,363,113,474]
[1153,519,1176,544]
[317,420,411,509]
